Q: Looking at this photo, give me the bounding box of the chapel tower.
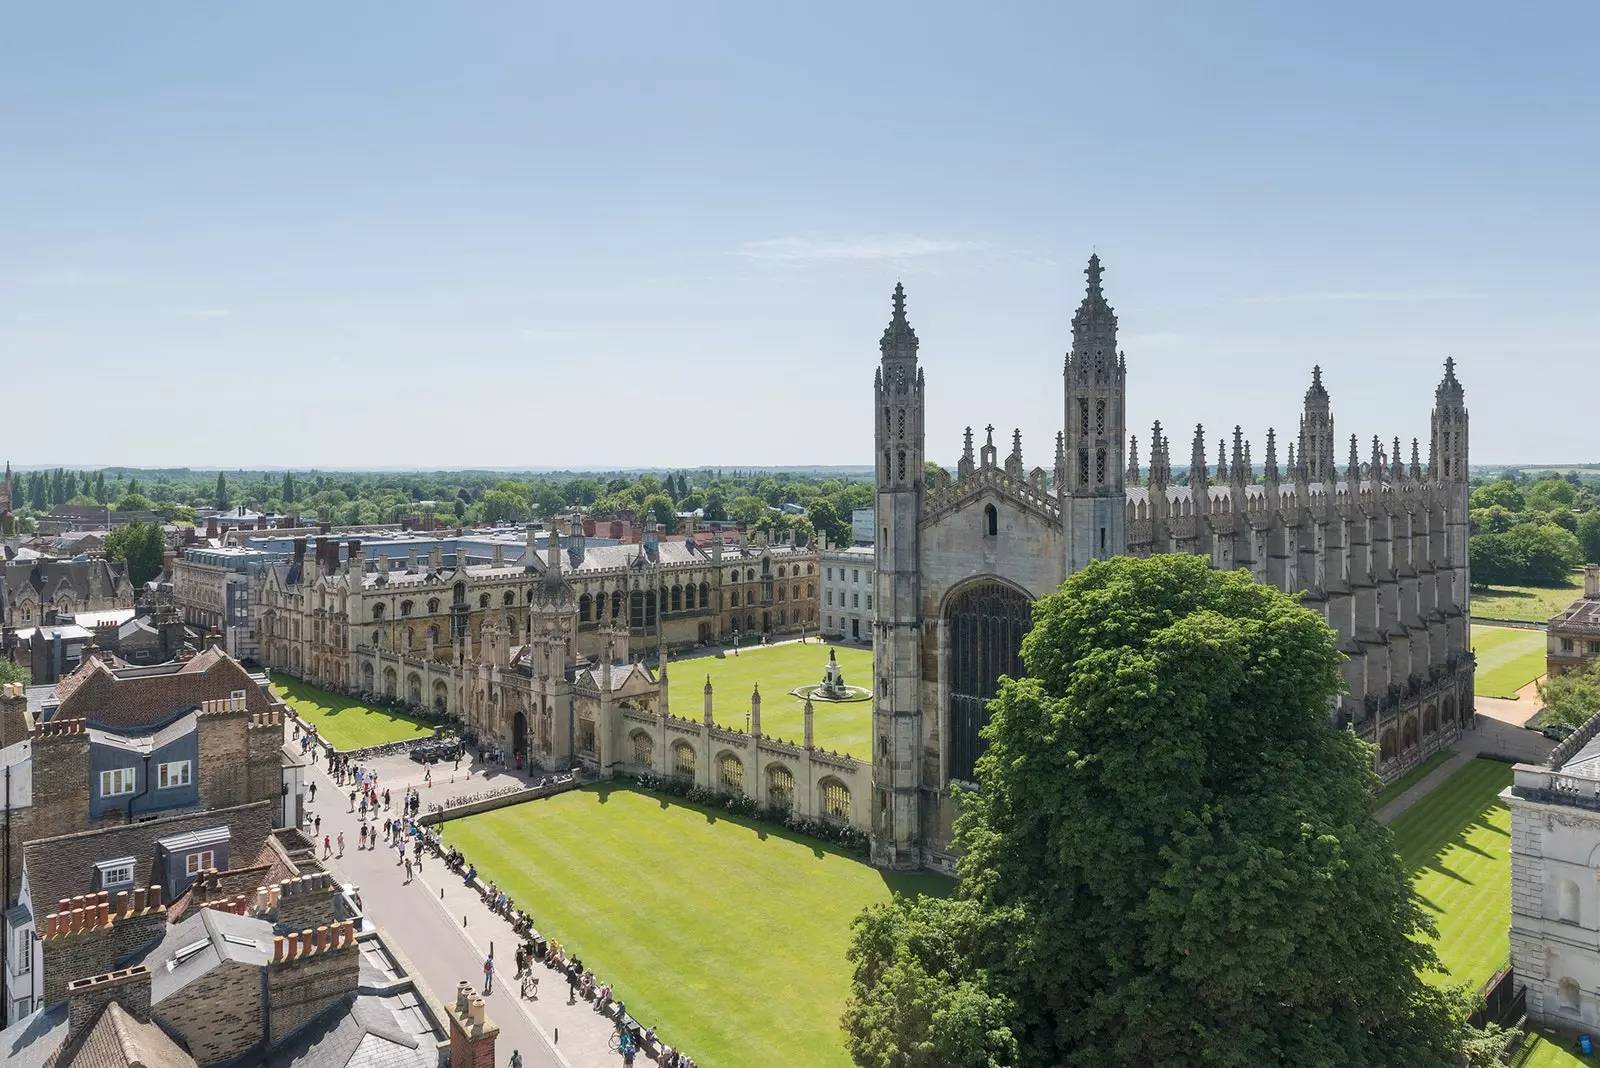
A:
[1431,358,1472,604]
[1299,366,1336,482]
[1062,254,1127,572]
[871,282,925,870]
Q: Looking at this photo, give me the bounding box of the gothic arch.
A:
[671,740,696,779]
[1379,728,1396,763]
[407,672,422,707]
[360,661,375,692]
[630,729,654,769]
[716,750,744,791]
[818,776,851,821]
[1401,715,1419,751]
[1422,703,1438,735]
[766,763,795,809]
[433,679,449,713]
[383,667,398,698]
[941,576,1035,784]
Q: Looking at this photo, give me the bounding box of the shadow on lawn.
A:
[1400,798,1511,887]
[589,782,953,897]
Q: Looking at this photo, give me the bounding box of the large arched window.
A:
[671,585,682,612]
[820,778,850,821]
[672,742,696,780]
[767,764,795,809]
[730,590,740,608]
[699,581,710,607]
[579,594,592,622]
[946,580,1032,783]
[684,584,696,610]
[718,753,744,791]
[400,600,413,617]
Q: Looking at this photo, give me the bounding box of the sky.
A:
[2,3,1597,470]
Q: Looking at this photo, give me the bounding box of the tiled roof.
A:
[24,800,275,929]
[2,558,130,605]
[67,1001,195,1068]
[53,647,279,729]
[1551,594,1600,635]
[265,994,429,1068]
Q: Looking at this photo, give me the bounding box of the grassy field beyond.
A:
[1472,625,1548,699]
[667,641,872,756]
[1473,574,1585,623]
[446,786,949,1068]
[269,673,434,750]
[1391,758,1514,989]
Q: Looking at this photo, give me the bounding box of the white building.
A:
[821,544,874,643]
[1508,719,1600,1027]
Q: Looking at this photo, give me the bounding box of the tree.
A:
[0,659,27,687]
[114,492,154,513]
[1469,479,1524,512]
[1525,476,1578,512]
[104,521,167,589]
[1579,510,1600,565]
[282,471,296,504]
[1506,522,1582,585]
[845,555,1469,1068]
[215,471,230,510]
[1538,660,1600,730]
[809,498,849,547]
[641,493,676,532]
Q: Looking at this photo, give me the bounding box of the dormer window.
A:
[96,857,136,890]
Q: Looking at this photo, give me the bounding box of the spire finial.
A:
[879,281,918,357]
[1409,437,1423,480]
[1126,434,1141,486]
[962,426,975,460]
[1348,434,1361,482]
[985,424,995,447]
[1086,253,1103,295]
[1216,438,1228,482]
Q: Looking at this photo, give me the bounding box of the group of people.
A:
[292,722,322,762]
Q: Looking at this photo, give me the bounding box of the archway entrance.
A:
[946,580,1032,783]
[513,710,528,767]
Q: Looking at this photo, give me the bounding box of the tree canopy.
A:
[1539,660,1600,730]
[104,521,167,589]
[843,554,1476,1068]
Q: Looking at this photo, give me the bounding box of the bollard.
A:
[554,1028,558,1044]
[441,887,444,899]
[463,915,467,927]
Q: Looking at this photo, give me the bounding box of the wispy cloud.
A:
[1242,290,1474,304]
[737,235,988,263]
[188,308,233,318]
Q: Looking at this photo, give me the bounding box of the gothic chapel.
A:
[870,256,1474,870]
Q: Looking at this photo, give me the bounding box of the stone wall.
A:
[266,921,360,1045]
[157,960,263,1065]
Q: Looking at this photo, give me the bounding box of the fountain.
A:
[790,647,870,703]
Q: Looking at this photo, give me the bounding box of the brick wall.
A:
[265,923,360,1045]
[155,960,263,1065]
[67,965,152,1035]
[445,981,499,1068]
[40,889,168,1006]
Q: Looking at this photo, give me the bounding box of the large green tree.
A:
[0,659,27,687]
[1538,660,1600,730]
[1579,510,1600,565]
[104,521,167,589]
[844,555,1472,1068]
[214,471,230,510]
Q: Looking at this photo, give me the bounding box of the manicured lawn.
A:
[1372,749,1454,810]
[269,672,435,751]
[1391,758,1514,989]
[445,786,949,1068]
[667,641,873,757]
[1473,574,1585,623]
[1515,1029,1596,1067]
[1473,625,1548,699]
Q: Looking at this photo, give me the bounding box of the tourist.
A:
[521,970,538,1000]
[567,967,577,1004]
[404,857,413,883]
[359,798,368,819]
[308,781,316,802]
[322,834,331,859]
[509,1051,522,1068]
[384,818,392,839]
[482,954,494,994]
[314,815,321,838]
[383,788,391,810]
[348,789,356,812]
[337,831,345,857]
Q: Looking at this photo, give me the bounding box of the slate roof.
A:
[66,1001,195,1068]
[2,558,130,607]
[1551,592,1600,636]
[23,800,274,928]
[0,1002,69,1068]
[265,994,431,1068]
[146,908,274,1005]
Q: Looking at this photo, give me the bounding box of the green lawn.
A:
[667,641,873,757]
[269,672,435,751]
[1515,1029,1596,1067]
[1372,749,1455,810]
[446,786,949,1068]
[1472,625,1548,699]
[1473,574,1585,623]
[1391,758,1514,989]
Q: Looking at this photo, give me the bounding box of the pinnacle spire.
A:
[1264,427,1279,484]
[1348,434,1362,483]
[1086,253,1103,296]
[879,281,919,358]
[1190,424,1208,489]
[1230,426,1245,483]
[1391,436,1405,481]
[1409,438,1423,481]
[1306,364,1329,403]
[1216,438,1228,483]
[1126,434,1140,486]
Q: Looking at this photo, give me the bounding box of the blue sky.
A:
[3,3,1595,469]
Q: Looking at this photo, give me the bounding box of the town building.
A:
[1507,715,1600,1029]
[820,542,875,643]
[869,258,1474,870]
[170,546,272,657]
[1547,565,1600,677]
[1,558,135,629]
[0,647,291,1021]
[34,507,161,536]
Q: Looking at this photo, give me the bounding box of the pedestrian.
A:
[322,834,331,859]
[483,955,494,994]
[349,789,356,812]
[314,815,321,838]
[568,967,578,1004]
[383,788,390,810]
[309,781,316,802]
[360,824,368,850]
[337,830,345,857]
[404,857,413,883]
[509,1051,522,1068]
[360,798,368,820]
[384,818,392,839]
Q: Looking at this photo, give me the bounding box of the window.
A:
[826,591,833,606]
[1591,642,1600,655]
[853,593,860,608]
[866,595,872,611]
[100,767,137,797]
[827,567,833,581]
[984,505,997,537]
[731,590,740,607]
[14,927,34,974]
[1561,878,1582,924]
[98,859,135,889]
[503,591,515,606]
[157,761,191,790]
[479,593,490,609]
[372,603,385,620]
[400,600,413,617]
[852,569,859,583]
[13,996,30,1021]
[428,598,440,613]
[186,850,215,876]
[827,615,833,628]
[1564,638,1576,652]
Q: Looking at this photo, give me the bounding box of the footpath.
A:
[296,737,624,1068]
[1374,710,1554,825]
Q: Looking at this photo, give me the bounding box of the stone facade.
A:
[871,257,1475,869]
[1547,565,1600,678]
[1,557,134,628]
[820,544,875,642]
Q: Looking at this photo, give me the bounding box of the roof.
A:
[1551,593,1600,636]
[147,907,274,1005]
[23,800,274,929]
[67,1001,195,1068]
[265,993,430,1068]
[53,647,279,729]
[2,558,130,606]
[0,1002,69,1068]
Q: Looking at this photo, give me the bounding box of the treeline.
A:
[9,467,874,547]
[1469,471,1600,587]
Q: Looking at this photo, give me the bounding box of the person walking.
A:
[322,834,331,859]
[308,781,316,802]
[314,815,321,838]
[509,1051,522,1068]
[403,856,413,883]
[482,954,494,994]
[337,830,346,857]
[348,789,356,812]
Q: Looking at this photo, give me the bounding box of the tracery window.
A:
[820,779,851,820]
[718,753,744,791]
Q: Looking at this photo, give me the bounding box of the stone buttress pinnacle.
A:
[879,281,919,361]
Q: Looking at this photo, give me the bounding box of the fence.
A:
[1472,962,1526,1031]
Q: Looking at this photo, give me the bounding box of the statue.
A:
[818,648,849,700]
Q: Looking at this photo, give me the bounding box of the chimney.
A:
[492,542,504,567]
[41,887,167,1007]
[206,517,218,539]
[447,981,501,1068]
[2,681,31,748]
[68,966,153,1035]
[1587,564,1600,600]
[429,546,444,571]
[319,521,331,535]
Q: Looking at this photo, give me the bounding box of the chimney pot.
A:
[149,885,162,909]
[317,925,330,950]
[274,936,285,963]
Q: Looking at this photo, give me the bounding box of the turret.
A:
[703,675,714,727]
[1431,357,1469,483]
[957,427,975,480]
[1302,365,1336,482]
[750,683,761,738]
[1189,424,1209,492]
[1062,254,1128,570]
[1126,435,1141,486]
